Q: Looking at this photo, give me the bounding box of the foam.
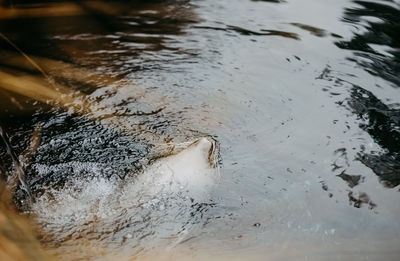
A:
[30,137,220,257]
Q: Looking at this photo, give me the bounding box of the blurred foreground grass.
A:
[0,180,54,261]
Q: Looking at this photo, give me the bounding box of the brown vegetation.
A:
[0,181,54,261]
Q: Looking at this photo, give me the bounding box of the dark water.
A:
[0,0,399,260]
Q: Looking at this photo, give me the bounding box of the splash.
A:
[30,137,220,259]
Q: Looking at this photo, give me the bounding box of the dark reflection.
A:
[332,147,349,171]
[336,0,400,87]
[290,22,343,38]
[347,85,400,188]
[332,0,400,188]
[194,25,299,40]
[337,171,364,188]
[318,65,400,189]
[0,0,200,208]
[348,191,376,209]
[251,0,285,3]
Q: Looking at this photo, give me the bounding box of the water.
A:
[0,0,399,260]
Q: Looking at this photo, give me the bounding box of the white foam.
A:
[31,137,219,254]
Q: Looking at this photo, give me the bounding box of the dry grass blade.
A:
[0,71,77,107]
[0,32,51,82]
[0,2,85,20]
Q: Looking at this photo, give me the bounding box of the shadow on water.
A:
[290,23,343,38]
[251,0,285,3]
[336,0,400,87]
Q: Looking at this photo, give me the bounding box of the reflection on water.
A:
[347,85,400,187]
[0,0,400,260]
[194,25,299,40]
[336,0,400,87]
[290,22,343,38]
[333,0,400,189]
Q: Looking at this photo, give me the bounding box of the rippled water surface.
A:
[0,0,399,260]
